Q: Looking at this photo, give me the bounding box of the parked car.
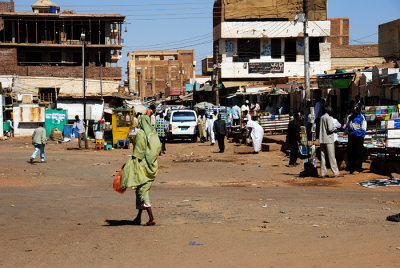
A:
[167,109,197,141]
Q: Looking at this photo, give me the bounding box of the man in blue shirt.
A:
[232,104,241,126]
[345,105,367,174]
[155,113,169,154]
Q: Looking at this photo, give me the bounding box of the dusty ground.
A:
[1,137,400,267]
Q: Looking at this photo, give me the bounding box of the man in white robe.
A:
[246,118,264,153]
[206,114,216,145]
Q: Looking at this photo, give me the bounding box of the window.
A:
[146,83,152,91]
[26,52,41,63]
[50,52,61,64]
[234,39,260,62]
[39,88,58,104]
[271,39,282,59]
[284,38,296,62]
[172,112,196,122]
[310,38,322,61]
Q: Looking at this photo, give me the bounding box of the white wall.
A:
[217,21,330,39]
[219,39,331,79]
[13,104,43,137]
[57,100,104,121]
[14,76,119,97]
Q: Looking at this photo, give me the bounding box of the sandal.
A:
[145,220,156,226]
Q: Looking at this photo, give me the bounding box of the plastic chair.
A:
[117,139,126,149]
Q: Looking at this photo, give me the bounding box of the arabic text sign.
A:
[248,62,284,74]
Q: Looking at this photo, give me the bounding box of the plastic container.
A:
[95,131,104,140]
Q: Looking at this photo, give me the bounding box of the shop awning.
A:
[222,81,249,88]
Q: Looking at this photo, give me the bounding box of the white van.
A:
[168,110,197,141]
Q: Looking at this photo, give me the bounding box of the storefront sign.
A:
[318,79,333,89]
[169,87,183,96]
[248,62,284,74]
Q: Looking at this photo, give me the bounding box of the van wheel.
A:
[191,135,197,142]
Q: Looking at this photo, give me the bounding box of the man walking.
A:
[286,112,301,167]
[213,114,227,153]
[319,106,343,178]
[232,104,241,126]
[155,113,168,154]
[30,123,47,163]
[206,114,216,146]
[72,115,88,150]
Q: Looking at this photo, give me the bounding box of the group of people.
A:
[29,115,87,163]
[287,102,367,177]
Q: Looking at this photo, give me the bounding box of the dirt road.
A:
[1,137,399,267]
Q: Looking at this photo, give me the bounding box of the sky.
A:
[14,0,400,79]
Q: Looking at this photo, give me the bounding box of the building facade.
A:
[127,50,195,100]
[379,19,400,60]
[213,0,331,87]
[329,18,385,70]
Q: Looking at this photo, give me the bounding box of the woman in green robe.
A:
[121,115,161,226]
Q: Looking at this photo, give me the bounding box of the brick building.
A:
[0,0,126,135]
[379,19,400,60]
[328,18,385,70]
[127,50,195,101]
[0,0,125,81]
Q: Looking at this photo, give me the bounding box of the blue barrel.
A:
[50,6,57,13]
[63,124,78,138]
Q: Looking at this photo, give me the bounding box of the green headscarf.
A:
[133,115,161,164]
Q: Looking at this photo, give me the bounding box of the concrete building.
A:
[127,50,195,100]
[0,0,125,136]
[213,0,331,90]
[329,18,385,70]
[379,19,400,60]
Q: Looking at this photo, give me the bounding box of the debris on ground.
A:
[360,178,400,188]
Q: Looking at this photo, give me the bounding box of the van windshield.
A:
[172,112,196,122]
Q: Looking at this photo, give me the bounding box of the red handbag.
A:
[113,168,126,194]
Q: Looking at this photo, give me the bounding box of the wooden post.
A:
[35,21,38,43]
[118,23,121,45]
[53,21,55,43]
[98,20,101,44]
[17,20,19,43]
[25,23,28,43]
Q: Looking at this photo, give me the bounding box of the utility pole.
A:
[98,51,103,101]
[303,0,310,109]
[81,33,86,123]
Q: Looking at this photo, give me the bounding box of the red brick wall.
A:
[0,1,14,12]
[0,48,121,80]
[328,18,350,47]
[331,44,379,58]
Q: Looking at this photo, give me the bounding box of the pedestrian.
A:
[345,105,367,174]
[72,115,88,150]
[241,100,250,113]
[319,106,343,178]
[213,114,227,153]
[243,110,251,124]
[155,113,168,154]
[122,115,161,226]
[315,97,324,139]
[150,111,156,126]
[246,116,264,154]
[286,112,301,167]
[30,123,47,163]
[197,110,207,142]
[264,102,274,115]
[206,114,216,146]
[232,104,241,126]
